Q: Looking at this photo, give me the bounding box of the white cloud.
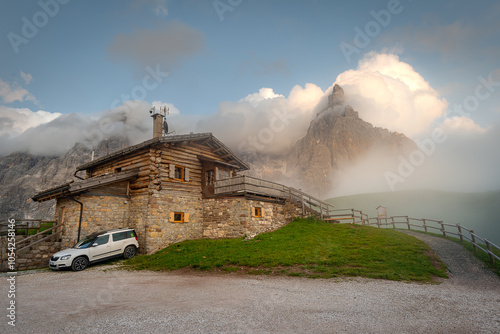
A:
[335,52,448,138]
[196,84,325,156]
[20,71,33,85]
[0,78,37,104]
[107,20,204,74]
[441,116,487,133]
[0,106,61,137]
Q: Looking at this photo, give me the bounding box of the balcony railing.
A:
[214,175,335,217]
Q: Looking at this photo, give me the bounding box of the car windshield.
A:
[72,235,97,249]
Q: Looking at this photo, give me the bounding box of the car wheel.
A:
[123,245,137,259]
[71,257,88,271]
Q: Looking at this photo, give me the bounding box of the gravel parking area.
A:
[2,233,499,334]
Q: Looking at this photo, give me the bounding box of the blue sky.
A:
[1,0,498,119]
[1,0,500,193]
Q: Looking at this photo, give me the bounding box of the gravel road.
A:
[1,233,499,334]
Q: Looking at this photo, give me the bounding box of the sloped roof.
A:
[32,169,139,202]
[76,132,250,172]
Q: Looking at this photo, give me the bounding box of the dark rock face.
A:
[0,138,127,222]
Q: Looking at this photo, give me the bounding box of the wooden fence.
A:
[330,210,500,265]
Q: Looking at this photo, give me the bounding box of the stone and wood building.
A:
[32,111,332,254]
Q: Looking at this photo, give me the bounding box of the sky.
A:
[1,0,500,195]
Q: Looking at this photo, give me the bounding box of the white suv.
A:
[49,228,139,271]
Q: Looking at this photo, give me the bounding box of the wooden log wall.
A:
[84,141,237,197]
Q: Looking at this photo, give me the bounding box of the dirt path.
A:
[1,233,499,333]
[401,230,500,286]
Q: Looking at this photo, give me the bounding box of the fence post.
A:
[351,209,355,224]
[301,195,305,216]
[391,217,395,229]
[377,218,381,228]
[457,223,463,242]
[439,221,446,238]
[320,202,323,220]
[471,230,477,253]
[485,239,495,264]
[406,216,410,230]
[360,211,364,225]
[423,219,428,233]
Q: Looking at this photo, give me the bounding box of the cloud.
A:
[441,116,487,133]
[335,52,448,138]
[0,106,61,138]
[0,100,196,157]
[20,71,33,85]
[195,84,325,156]
[0,78,37,104]
[107,20,204,73]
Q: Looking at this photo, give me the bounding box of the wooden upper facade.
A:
[33,133,250,202]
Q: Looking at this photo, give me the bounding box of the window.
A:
[253,207,262,218]
[94,235,109,246]
[169,212,190,223]
[206,170,214,186]
[114,167,122,173]
[174,166,184,180]
[169,164,189,181]
[112,231,127,242]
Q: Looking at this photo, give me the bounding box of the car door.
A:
[110,231,127,256]
[88,235,112,261]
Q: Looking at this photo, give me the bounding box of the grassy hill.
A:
[125,218,447,281]
[327,190,500,245]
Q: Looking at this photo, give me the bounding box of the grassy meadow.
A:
[124,218,447,281]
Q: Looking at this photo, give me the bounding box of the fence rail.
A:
[332,210,500,265]
[0,220,56,236]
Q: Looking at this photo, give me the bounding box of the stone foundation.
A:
[0,235,62,271]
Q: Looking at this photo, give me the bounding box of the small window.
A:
[174,212,183,222]
[170,212,189,223]
[114,167,122,173]
[174,166,185,180]
[253,207,262,218]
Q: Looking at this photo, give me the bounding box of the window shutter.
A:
[261,208,265,217]
[184,168,190,181]
[184,213,189,222]
[169,212,174,222]
[169,164,175,179]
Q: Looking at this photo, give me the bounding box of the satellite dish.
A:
[163,120,169,135]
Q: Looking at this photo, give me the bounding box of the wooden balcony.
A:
[214,175,335,218]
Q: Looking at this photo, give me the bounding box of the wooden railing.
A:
[0,220,63,254]
[214,175,336,217]
[332,210,500,265]
[0,220,56,236]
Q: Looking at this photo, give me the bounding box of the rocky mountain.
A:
[243,85,416,196]
[0,138,128,222]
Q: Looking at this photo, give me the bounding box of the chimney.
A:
[152,113,164,138]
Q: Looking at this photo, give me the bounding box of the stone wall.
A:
[139,190,204,254]
[56,194,130,249]
[201,198,304,239]
[0,235,61,271]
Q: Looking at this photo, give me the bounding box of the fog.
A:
[1,52,499,195]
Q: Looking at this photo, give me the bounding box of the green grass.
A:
[124,218,447,281]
